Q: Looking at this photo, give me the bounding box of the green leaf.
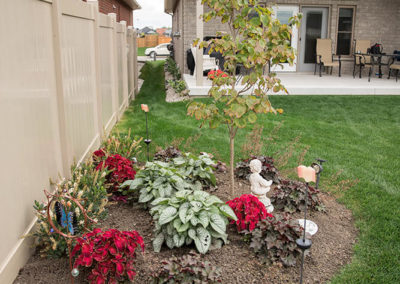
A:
[179,202,190,223]
[198,210,210,228]
[188,228,196,240]
[204,195,223,206]
[138,192,153,203]
[219,204,238,221]
[247,112,257,123]
[159,206,178,225]
[210,214,227,235]
[193,190,209,202]
[194,227,211,254]
[151,197,169,206]
[153,233,164,252]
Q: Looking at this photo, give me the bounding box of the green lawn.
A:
[117,61,400,283]
[137,47,147,56]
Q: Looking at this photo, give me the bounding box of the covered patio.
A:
[184,73,400,96]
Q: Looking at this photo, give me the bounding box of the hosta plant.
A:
[96,154,136,197]
[152,251,222,283]
[172,152,217,189]
[226,194,273,232]
[32,160,109,258]
[235,156,280,184]
[72,228,144,284]
[270,179,325,213]
[150,190,237,254]
[248,213,303,266]
[121,161,192,205]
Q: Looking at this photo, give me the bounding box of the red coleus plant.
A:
[207,69,228,80]
[226,194,273,232]
[72,228,144,284]
[94,151,136,193]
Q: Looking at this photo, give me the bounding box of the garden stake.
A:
[44,190,95,284]
[296,166,316,284]
[141,104,151,161]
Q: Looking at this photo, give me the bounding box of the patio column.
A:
[195,0,203,86]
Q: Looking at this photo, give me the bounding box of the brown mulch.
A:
[14,172,357,284]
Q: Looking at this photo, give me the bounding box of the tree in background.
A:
[187,0,301,197]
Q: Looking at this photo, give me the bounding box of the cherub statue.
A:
[249,159,274,213]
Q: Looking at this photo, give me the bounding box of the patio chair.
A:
[190,46,219,76]
[388,50,400,82]
[314,39,341,77]
[353,40,372,79]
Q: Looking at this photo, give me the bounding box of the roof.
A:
[164,0,178,14]
[121,0,141,10]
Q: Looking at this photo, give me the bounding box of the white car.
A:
[145,43,170,58]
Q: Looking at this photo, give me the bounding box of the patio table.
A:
[354,53,397,81]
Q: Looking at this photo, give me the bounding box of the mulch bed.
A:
[14,171,357,284]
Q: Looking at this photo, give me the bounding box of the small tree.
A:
[187,0,301,197]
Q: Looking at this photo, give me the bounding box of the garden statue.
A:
[249,159,274,213]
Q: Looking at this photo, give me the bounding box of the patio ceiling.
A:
[121,0,141,10]
[164,0,178,14]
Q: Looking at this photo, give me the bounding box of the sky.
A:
[134,0,172,29]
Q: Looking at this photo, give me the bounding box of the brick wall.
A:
[176,0,400,76]
[83,0,133,26]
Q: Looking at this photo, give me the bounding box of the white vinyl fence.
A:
[0,0,138,282]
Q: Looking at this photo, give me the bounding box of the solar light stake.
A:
[311,158,326,190]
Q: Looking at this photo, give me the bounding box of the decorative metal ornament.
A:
[71,268,79,277]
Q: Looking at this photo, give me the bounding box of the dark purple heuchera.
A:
[72,228,144,284]
[271,179,325,213]
[248,213,303,266]
[235,155,280,184]
[152,251,222,283]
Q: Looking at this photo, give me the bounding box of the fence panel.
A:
[0,0,137,282]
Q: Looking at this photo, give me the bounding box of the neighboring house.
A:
[83,0,140,26]
[140,26,157,35]
[165,0,400,76]
[156,27,168,36]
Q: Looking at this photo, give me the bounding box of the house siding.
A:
[83,0,133,25]
[173,0,400,76]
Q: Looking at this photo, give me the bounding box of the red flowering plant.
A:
[94,152,136,201]
[72,228,144,284]
[226,194,273,232]
[207,69,228,80]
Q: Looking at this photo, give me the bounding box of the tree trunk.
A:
[229,133,235,197]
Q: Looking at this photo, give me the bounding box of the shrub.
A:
[226,194,272,232]
[96,154,136,195]
[165,57,181,80]
[152,251,222,283]
[32,161,109,258]
[150,190,237,254]
[72,228,144,284]
[270,179,325,213]
[248,213,303,266]
[167,79,187,94]
[235,156,280,184]
[172,152,217,189]
[121,161,192,205]
[154,146,182,162]
[101,130,142,160]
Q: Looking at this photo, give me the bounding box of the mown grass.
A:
[116,61,400,283]
[137,47,147,56]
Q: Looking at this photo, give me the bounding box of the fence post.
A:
[51,0,71,177]
[120,21,129,110]
[127,26,134,101]
[87,0,104,141]
[133,30,139,96]
[108,13,120,121]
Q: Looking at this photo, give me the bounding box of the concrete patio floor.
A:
[184,72,400,96]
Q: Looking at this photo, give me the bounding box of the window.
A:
[336,7,355,55]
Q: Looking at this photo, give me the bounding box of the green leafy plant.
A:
[121,161,192,205]
[187,0,301,196]
[270,179,325,213]
[167,79,187,95]
[150,190,237,254]
[248,213,303,266]
[101,129,142,160]
[166,57,181,80]
[32,160,109,258]
[172,152,217,189]
[152,251,222,283]
[235,156,280,184]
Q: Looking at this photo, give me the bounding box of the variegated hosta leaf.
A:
[173,234,185,247]
[139,192,153,203]
[166,236,174,249]
[194,227,211,254]
[185,236,193,245]
[151,197,169,206]
[190,215,200,226]
[179,202,190,223]
[188,228,196,240]
[219,204,238,221]
[149,204,167,216]
[210,213,227,235]
[175,190,192,199]
[153,233,165,252]
[193,190,210,202]
[204,195,223,206]
[209,229,228,243]
[159,206,178,225]
[184,208,194,224]
[190,201,203,213]
[198,210,210,228]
